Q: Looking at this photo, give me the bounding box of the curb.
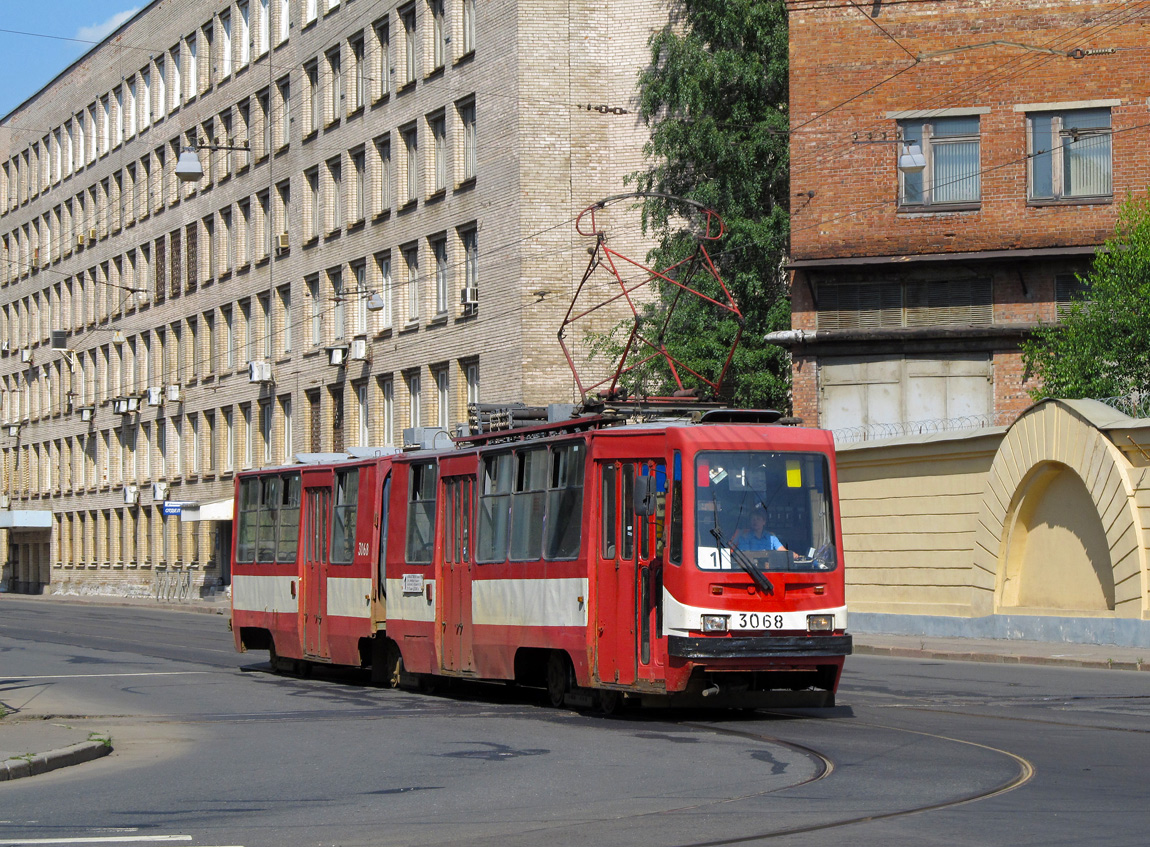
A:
[854,643,1150,671]
[0,740,112,782]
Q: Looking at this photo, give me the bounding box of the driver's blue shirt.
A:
[740,531,784,552]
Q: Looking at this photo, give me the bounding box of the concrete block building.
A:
[781,0,1150,436]
[0,0,664,595]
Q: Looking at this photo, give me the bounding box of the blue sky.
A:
[0,3,143,118]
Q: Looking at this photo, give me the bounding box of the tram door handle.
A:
[290,581,296,599]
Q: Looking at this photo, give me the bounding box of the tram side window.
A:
[256,476,282,563]
[669,452,683,565]
[510,447,547,561]
[544,443,584,560]
[331,468,360,564]
[276,473,302,562]
[236,478,260,563]
[406,462,437,564]
[600,464,616,559]
[477,453,511,563]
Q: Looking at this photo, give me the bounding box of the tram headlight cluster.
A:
[807,614,834,632]
[701,615,730,633]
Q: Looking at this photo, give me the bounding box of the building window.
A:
[1029,108,1112,202]
[460,225,477,310]
[239,1,252,67]
[402,125,417,203]
[326,47,343,124]
[373,19,390,101]
[403,243,419,323]
[259,293,272,358]
[307,275,322,345]
[327,156,343,232]
[220,10,233,78]
[432,236,448,315]
[305,61,320,135]
[435,367,449,429]
[356,381,369,446]
[352,260,367,335]
[407,371,421,428]
[465,360,479,406]
[281,396,293,462]
[401,5,417,85]
[305,167,320,239]
[278,284,292,354]
[349,33,366,112]
[1055,273,1090,318]
[462,0,475,54]
[381,377,394,446]
[352,147,366,223]
[459,99,476,181]
[330,267,344,340]
[375,135,392,214]
[276,77,291,149]
[260,400,273,465]
[374,251,393,329]
[899,116,980,207]
[430,0,446,70]
[279,0,290,44]
[429,113,446,193]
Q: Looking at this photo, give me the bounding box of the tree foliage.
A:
[625,0,791,410]
[1022,193,1150,400]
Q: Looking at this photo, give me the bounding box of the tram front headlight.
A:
[701,615,729,633]
[807,614,834,632]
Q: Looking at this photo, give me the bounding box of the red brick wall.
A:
[787,0,1145,261]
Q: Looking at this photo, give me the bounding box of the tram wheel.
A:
[546,652,570,708]
[595,689,622,715]
[268,642,283,674]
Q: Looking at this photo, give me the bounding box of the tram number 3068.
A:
[736,613,785,630]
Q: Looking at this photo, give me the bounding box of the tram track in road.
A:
[658,713,1035,847]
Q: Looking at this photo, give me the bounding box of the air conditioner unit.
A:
[87,228,98,242]
[146,386,163,406]
[0,494,9,509]
[460,287,479,307]
[349,337,368,361]
[79,405,95,422]
[277,232,289,251]
[152,481,169,501]
[248,360,273,383]
[20,349,32,364]
[0,340,9,353]
[327,345,349,367]
[166,384,184,403]
[112,395,140,415]
[124,484,139,505]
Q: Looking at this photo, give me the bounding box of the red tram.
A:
[230,410,851,708]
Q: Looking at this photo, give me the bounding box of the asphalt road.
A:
[1,597,1148,847]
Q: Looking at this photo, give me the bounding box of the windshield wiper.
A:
[709,527,775,596]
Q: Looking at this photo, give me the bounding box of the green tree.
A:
[626,0,791,410]
[1022,192,1150,400]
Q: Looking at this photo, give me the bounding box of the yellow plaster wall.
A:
[836,400,1150,623]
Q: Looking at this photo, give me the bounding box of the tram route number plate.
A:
[402,573,425,594]
[732,612,785,631]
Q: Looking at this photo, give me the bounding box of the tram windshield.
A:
[695,451,837,572]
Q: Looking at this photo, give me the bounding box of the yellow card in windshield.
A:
[786,460,801,488]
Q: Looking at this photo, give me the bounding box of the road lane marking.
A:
[1,672,216,681]
[0,837,194,845]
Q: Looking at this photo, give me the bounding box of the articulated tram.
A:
[229,410,851,708]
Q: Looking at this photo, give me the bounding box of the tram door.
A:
[440,475,475,673]
[596,460,662,686]
[303,470,333,660]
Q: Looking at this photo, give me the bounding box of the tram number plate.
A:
[733,612,784,631]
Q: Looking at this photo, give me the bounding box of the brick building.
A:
[0,0,663,595]
[780,0,1148,435]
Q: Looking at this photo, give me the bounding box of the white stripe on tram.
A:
[471,578,589,628]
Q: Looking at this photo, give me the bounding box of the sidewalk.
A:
[854,632,1149,671]
[0,720,111,781]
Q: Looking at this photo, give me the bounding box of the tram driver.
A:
[731,505,787,553]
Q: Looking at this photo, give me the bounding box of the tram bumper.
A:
[668,633,853,660]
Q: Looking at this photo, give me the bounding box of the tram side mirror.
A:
[634,473,656,517]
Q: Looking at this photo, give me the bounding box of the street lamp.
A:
[898,141,927,174]
[176,139,252,183]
